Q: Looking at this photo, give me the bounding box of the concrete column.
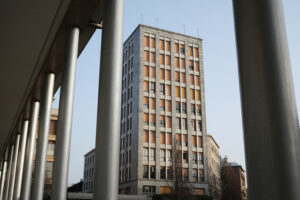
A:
[20,101,40,200]
[0,149,8,200]
[32,73,55,200]
[3,145,14,200]
[51,27,79,200]
[13,120,29,200]
[8,134,20,200]
[232,0,300,199]
[93,0,124,199]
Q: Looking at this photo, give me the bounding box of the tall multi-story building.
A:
[119,24,209,195]
[206,134,221,200]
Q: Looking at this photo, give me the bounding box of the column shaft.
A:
[13,120,29,200]
[232,0,300,199]
[8,134,20,200]
[51,27,79,200]
[0,161,7,200]
[3,145,14,200]
[32,73,55,200]
[20,101,40,200]
[93,0,124,199]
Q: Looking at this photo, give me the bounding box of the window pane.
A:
[166,41,170,51]
[150,37,155,48]
[144,36,149,47]
[144,65,149,77]
[160,54,165,65]
[160,132,165,144]
[144,51,149,62]
[160,40,164,50]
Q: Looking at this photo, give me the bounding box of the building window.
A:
[150,166,155,179]
[144,36,149,47]
[160,84,165,95]
[191,120,196,131]
[176,118,181,129]
[143,131,149,143]
[193,152,197,164]
[167,167,172,180]
[47,142,55,156]
[189,61,194,71]
[182,103,187,114]
[149,114,156,126]
[143,166,148,178]
[149,98,155,110]
[143,186,156,195]
[160,167,166,179]
[198,153,203,164]
[174,43,179,53]
[180,73,186,83]
[160,39,165,50]
[199,170,204,182]
[197,105,201,115]
[194,47,199,58]
[182,118,187,130]
[188,46,193,57]
[197,121,202,132]
[160,132,165,145]
[166,150,172,162]
[45,162,53,182]
[183,152,188,163]
[160,149,165,162]
[150,82,155,93]
[144,81,149,92]
[183,168,188,181]
[144,97,149,109]
[182,134,188,147]
[160,120,165,128]
[150,131,155,144]
[180,44,185,54]
[175,72,179,82]
[193,169,198,182]
[176,102,181,113]
[143,148,148,160]
[160,99,165,111]
[143,114,149,126]
[150,148,155,161]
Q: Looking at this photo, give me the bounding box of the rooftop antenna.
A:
[156,17,159,27]
[197,28,200,38]
[183,24,186,35]
[141,14,143,24]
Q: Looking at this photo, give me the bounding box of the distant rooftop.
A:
[229,162,245,172]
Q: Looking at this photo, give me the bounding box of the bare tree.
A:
[172,138,189,195]
[221,163,240,200]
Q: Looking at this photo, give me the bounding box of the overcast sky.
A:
[53,0,300,184]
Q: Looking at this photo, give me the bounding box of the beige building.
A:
[206,134,221,200]
[119,24,209,195]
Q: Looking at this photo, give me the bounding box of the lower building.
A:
[206,134,221,200]
[221,162,246,200]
